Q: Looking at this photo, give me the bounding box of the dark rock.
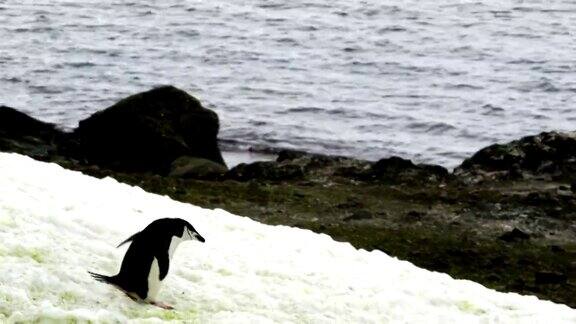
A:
[0,106,65,159]
[73,86,225,174]
[276,149,339,166]
[373,156,416,172]
[455,131,576,182]
[277,150,372,174]
[226,161,304,181]
[238,150,374,181]
[276,150,309,162]
[343,210,374,221]
[307,155,345,169]
[535,271,567,285]
[368,156,449,183]
[0,106,57,137]
[419,164,450,177]
[499,228,531,242]
[169,156,228,179]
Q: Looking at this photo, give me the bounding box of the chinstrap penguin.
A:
[89,218,205,309]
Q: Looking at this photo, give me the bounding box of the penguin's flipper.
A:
[158,251,170,280]
[117,232,140,248]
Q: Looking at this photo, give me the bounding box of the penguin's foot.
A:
[150,301,174,310]
[125,292,139,302]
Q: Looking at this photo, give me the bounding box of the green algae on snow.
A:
[0,246,47,263]
[456,300,487,315]
[124,306,199,322]
[59,291,78,304]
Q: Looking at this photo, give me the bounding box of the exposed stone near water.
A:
[276,150,309,162]
[455,131,576,182]
[0,106,65,159]
[227,161,304,181]
[169,156,228,179]
[226,150,373,182]
[369,156,450,183]
[73,86,225,174]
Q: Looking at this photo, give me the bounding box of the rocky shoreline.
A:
[2,86,575,307]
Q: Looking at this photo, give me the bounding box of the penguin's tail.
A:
[88,271,117,285]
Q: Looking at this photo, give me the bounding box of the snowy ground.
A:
[0,153,574,323]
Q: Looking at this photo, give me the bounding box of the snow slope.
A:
[0,153,574,323]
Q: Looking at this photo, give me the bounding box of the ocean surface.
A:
[1,1,575,168]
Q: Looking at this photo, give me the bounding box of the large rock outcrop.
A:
[0,106,64,159]
[455,131,576,182]
[73,86,225,174]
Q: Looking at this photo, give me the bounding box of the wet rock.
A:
[276,149,309,162]
[374,156,415,171]
[270,150,373,180]
[368,156,449,183]
[226,161,304,181]
[499,228,531,242]
[0,106,65,159]
[169,156,228,179]
[73,86,225,174]
[535,271,567,285]
[455,131,576,182]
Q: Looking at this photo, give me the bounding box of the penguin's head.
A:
[180,220,205,243]
[171,218,205,243]
[145,218,205,243]
[117,218,205,249]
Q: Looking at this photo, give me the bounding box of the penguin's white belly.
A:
[146,257,162,301]
[145,237,183,301]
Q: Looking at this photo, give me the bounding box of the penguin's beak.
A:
[196,234,205,243]
[187,228,205,243]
